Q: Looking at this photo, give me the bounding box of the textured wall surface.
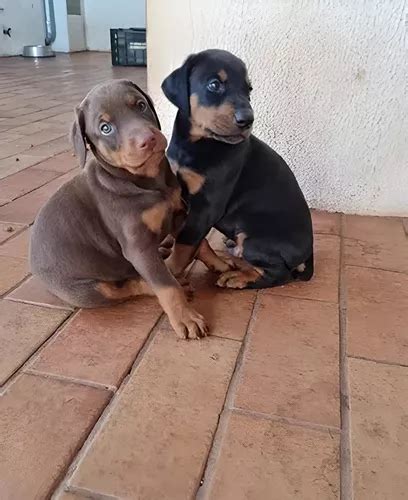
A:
[0,0,44,56]
[147,0,408,215]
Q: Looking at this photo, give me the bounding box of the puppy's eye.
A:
[137,100,147,112]
[100,122,113,135]
[207,79,224,94]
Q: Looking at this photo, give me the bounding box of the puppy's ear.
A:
[70,106,87,168]
[161,54,196,115]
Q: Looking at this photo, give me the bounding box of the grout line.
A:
[51,314,164,499]
[0,133,68,162]
[195,292,260,499]
[23,369,117,393]
[209,333,242,343]
[348,354,408,369]
[230,407,340,434]
[4,295,74,311]
[0,223,28,245]
[0,272,31,299]
[0,164,76,203]
[339,214,354,500]
[345,262,408,276]
[260,289,338,305]
[195,410,232,500]
[0,309,77,396]
[59,485,120,500]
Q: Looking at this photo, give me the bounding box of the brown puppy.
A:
[30,79,209,339]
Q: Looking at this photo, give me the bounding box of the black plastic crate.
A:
[110,28,146,67]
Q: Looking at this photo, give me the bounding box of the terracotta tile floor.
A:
[0,52,407,499]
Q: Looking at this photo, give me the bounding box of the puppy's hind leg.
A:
[55,278,155,308]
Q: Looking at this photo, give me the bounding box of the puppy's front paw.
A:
[170,307,209,340]
[216,268,262,289]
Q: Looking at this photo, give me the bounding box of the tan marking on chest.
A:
[141,201,169,234]
[179,167,205,195]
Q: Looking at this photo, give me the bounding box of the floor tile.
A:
[35,151,77,173]
[203,412,339,500]
[6,275,74,310]
[0,374,110,499]
[68,330,240,499]
[234,294,340,426]
[346,266,408,364]
[344,215,408,273]
[350,358,408,499]
[0,221,26,244]
[0,154,45,180]
[0,166,62,203]
[190,261,256,340]
[311,210,341,235]
[0,255,28,295]
[0,300,69,385]
[0,228,30,259]
[0,168,79,224]
[266,234,340,303]
[30,299,162,387]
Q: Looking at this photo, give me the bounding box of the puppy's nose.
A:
[138,131,157,150]
[234,108,254,129]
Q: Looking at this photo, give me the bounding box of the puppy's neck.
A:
[91,149,174,192]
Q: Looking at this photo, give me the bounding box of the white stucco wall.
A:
[84,0,145,51]
[147,1,408,215]
[0,0,45,56]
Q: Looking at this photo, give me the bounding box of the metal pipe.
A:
[43,0,56,46]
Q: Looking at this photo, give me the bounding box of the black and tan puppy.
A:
[162,49,314,289]
[30,79,209,339]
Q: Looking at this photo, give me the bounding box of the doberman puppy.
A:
[30,79,210,339]
[162,49,314,289]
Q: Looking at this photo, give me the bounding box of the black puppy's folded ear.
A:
[161,54,196,115]
[70,106,87,168]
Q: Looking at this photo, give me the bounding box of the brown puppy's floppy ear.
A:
[70,106,87,168]
[161,54,196,116]
[126,81,162,130]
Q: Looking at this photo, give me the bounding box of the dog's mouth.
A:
[122,148,166,169]
[206,128,251,145]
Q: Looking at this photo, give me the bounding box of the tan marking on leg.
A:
[96,279,154,300]
[178,167,205,195]
[197,239,234,273]
[155,286,208,339]
[142,201,168,234]
[165,243,198,277]
[216,266,264,289]
[218,69,228,82]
